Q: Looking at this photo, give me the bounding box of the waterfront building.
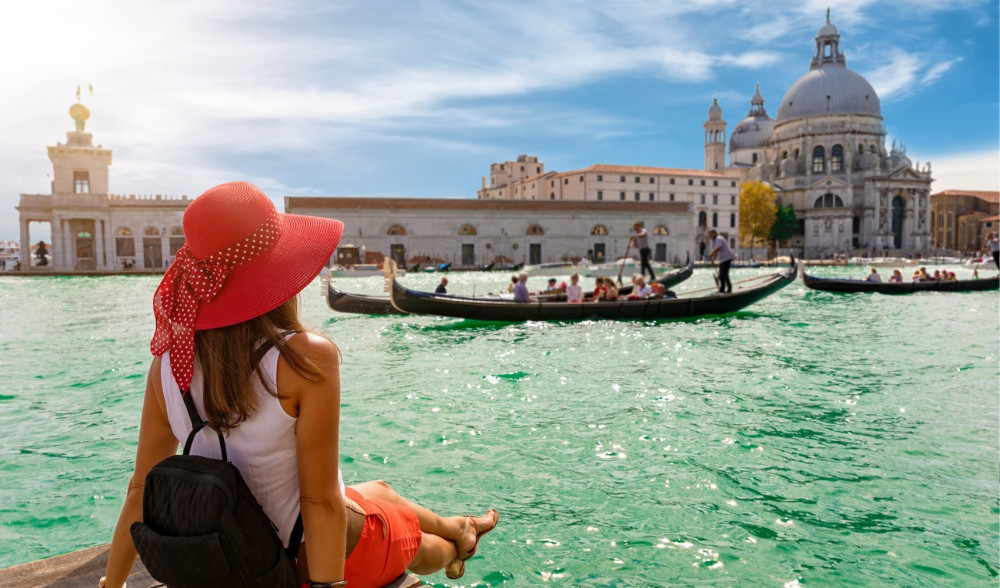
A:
[714,16,933,256]
[477,157,739,259]
[929,190,1000,251]
[16,96,190,272]
[285,196,693,268]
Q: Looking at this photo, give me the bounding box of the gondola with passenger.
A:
[801,271,999,293]
[388,261,795,322]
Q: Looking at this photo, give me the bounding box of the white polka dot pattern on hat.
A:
[151,210,283,394]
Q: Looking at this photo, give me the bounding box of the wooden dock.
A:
[0,545,422,587]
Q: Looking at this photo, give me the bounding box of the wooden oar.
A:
[617,242,632,286]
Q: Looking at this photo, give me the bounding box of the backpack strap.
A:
[181,392,228,462]
[286,513,304,559]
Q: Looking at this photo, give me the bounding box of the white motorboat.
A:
[522,261,583,277]
[580,260,673,278]
[329,264,407,278]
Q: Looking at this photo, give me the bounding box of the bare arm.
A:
[104,357,180,588]
[286,333,347,584]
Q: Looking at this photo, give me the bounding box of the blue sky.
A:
[1,0,997,241]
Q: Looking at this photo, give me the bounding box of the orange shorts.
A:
[343,487,422,588]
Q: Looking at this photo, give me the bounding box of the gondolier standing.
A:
[986,233,999,269]
[629,222,655,282]
[707,229,734,294]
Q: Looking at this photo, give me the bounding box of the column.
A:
[63,220,73,270]
[92,219,104,272]
[19,218,30,271]
[161,229,170,269]
[50,218,63,269]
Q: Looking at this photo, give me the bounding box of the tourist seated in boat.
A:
[865,267,881,282]
[100,183,499,588]
[601,280,619,301]
[435,277,448,294]
[945,271,958,281]
[566,273,583,303]
[590,276,605,301]
[912,270,922,282]
[889,269,903,283]
[541,278,563,295]
[932,269,942,281]
[513,272,530,302]
[507,274,518,293]
[626,274,652,300]
[918,267,930,280]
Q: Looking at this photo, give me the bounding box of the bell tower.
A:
[48,86,112,196]
[704,98,727,170]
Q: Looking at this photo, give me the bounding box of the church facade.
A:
[712,17,933,256]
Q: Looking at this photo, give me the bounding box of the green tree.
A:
[738,181,777,258]
[769,204,797,246]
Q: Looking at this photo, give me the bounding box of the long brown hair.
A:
[193,296,324,432]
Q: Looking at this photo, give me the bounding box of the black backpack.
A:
[130,387,303,587]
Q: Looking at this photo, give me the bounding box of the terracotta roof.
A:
[931,190,1000,203]
[581,164,732,178]
[982,215,1000,222]
[286,196,688,213]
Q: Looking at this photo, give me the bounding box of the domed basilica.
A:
[705,16,933,255]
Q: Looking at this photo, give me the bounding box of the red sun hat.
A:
[150,181,343,392]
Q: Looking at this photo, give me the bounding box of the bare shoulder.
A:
[284,331,341,365]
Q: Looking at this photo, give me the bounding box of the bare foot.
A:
[456,509,499,559]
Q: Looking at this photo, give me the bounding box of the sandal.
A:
[444,509,499,579]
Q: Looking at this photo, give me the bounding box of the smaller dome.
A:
[817,22,838,37]
[708,98,722,121]
[730,116,775,151]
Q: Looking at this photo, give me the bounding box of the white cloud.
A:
[921,58,962,84]
[912,149,1000,192]
[865,51,923,99]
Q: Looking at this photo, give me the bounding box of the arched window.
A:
[169,227,185,255]
[590,225,608,236]
[144,227,160,236]
[698,211,707,228]
[387,224,406,235]
[814,193,844,208]
[526,224,545,236]
[712,212,718,227]
[458,224,477,236]
[812,146,825,173]
[652,225,669,235]
[115,227,135,258]
[869,145,877,154]
[831,145,844,171]
[550,193,555,200]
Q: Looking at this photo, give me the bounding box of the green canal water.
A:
[0,266,997,586]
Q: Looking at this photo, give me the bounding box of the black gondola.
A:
[802,272,999,294]
[327,284,403,315]
[326,263,695,315]
[389,262,797,322]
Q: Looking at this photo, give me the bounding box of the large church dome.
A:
[776,18,881,122]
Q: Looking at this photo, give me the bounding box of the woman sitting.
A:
[566,273,583,303]
[100,183,498,588]
[888,269,903,283]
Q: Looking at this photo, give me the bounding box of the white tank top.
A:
[161,338,345,547]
